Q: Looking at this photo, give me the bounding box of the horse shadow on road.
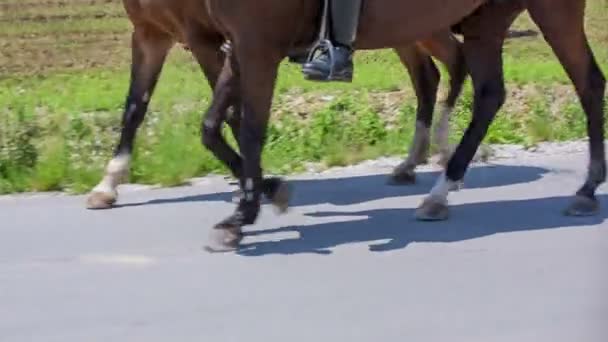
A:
[237,194,608,256]
[118,164,551,209]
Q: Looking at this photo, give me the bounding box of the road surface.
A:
[1,144,607,342]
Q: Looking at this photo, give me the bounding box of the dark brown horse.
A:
[202,0,606,250]
[86,0,468,211]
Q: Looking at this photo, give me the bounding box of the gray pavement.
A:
[1,149,607,342]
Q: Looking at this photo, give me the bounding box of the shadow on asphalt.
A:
[117,164,550,209]
[238,195,608,256]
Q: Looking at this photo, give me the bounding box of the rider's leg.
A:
[302,0,362,82]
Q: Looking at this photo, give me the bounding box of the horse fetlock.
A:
[231,177,292,213]
[86,155,130,209]
[106,155,131,175]
[208,200,259,251]
[430,173,456,198]
[94,168,129,193]
[220,198,260,228]
[238,199,261,225]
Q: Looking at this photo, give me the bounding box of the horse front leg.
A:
[191,40,290,216]
[389,46,439,185]
[87,28,173,209]
[204,42,287,252]
[528,0,606,216]
[415,3,519,221]
[418,32,468,167]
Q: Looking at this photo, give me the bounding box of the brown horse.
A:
[202,0,606,250]
[86,0,468,210]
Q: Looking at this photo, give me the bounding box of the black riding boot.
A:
[302,0,362,82]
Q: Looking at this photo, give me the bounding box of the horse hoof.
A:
[388,171,416,185]
[415,196,449,221]
[270,181,292,214]
[388,167,416,185]
[86,191,117,210]
[204,226,243,253]
[563,196,599,217]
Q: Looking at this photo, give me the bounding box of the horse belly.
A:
[356,0,484,49]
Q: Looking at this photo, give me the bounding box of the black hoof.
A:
[415,196,449,221]
[563,195,600,217]
[387,170,416,185]
[388,163,416,185]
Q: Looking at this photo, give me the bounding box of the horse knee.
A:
[202,120,222,150]
[476,80,506,114]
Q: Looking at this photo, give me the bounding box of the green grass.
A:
[1,1,608,194]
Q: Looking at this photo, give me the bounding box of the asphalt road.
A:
[1,149,607,342]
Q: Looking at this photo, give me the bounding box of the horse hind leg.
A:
[389,46,439,185]
[418,32,468,167]
[87,27,173,210]
[416,3,520,221]
[528,0,607,216]
[205,38,285,252]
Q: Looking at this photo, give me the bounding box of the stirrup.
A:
[303,38,337,80]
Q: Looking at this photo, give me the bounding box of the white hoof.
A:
[415,196,449,221]
[86,191,117,210]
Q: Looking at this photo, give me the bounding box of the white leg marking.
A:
[428,173,455,205]
[244,178,254,201]
[245,178,254,190]
[128,103,137,115]
[142,92,150,103]
[92,154,131,194]
[434,105,453,155]
[405,121,431,167]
